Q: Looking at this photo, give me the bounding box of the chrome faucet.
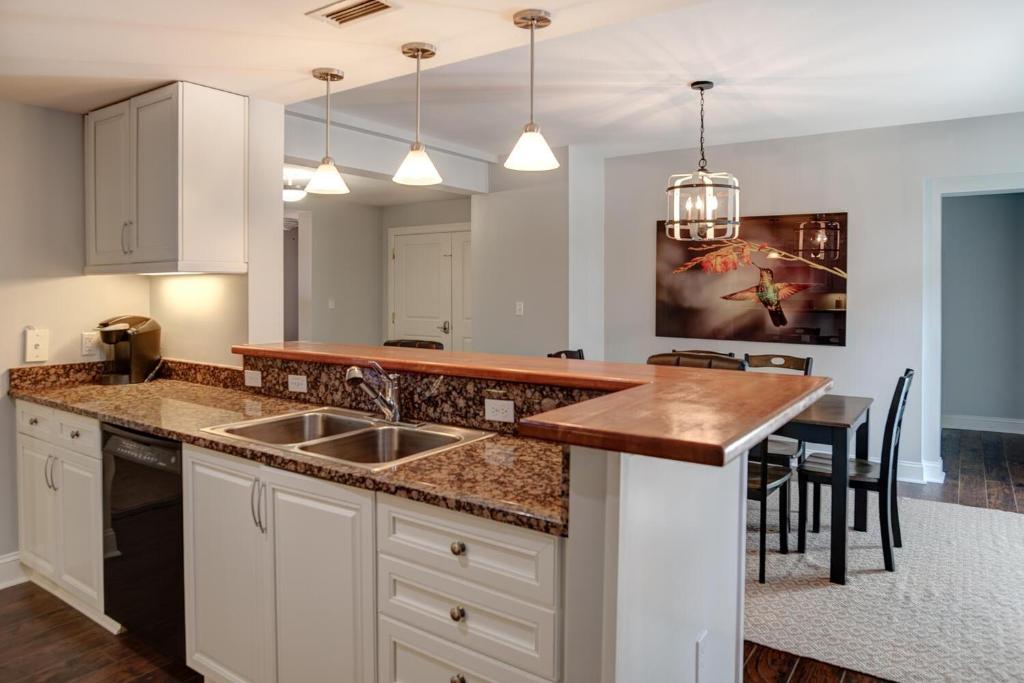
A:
[345,362,401,422]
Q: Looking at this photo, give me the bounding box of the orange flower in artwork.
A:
[700,245,741,273]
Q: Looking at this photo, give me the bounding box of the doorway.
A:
[386,224,472,351]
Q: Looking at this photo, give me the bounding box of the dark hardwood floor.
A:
[742,641,891,682]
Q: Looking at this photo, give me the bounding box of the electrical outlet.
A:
[287,374,308,393]
[328,298,336,310]
[695,630,708,683]
[24,328,49,362]
[81,331,103,357]
[244,370,263,387]
[484,398,515,423]
[514,301,524,316]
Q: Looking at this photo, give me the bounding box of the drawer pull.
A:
[449,605,466,622]
[28,417,39,426]
[450,541,466,556]
[69,429,81,439]
[450,676,467,683]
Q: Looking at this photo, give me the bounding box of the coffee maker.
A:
[97,315,161,384]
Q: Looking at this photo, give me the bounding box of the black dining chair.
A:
[745,354,815,469]
[673,349,736,358]
[797,369,914,572]
[547,349,585,359]
[747,440,793,583]
[647,352,747,371]
[382,339,445,350]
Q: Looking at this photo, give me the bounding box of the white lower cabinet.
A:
[183,446,375,683]
[16,403,104,617]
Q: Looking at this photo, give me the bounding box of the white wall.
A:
[568,146,606,359]
[941,193,1024,421]
[381,197,470,229]
[0,99,151,555]
[604,112,1024,483]
[149,275,247,366]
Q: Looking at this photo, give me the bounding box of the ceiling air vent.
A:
[307,0,396,27]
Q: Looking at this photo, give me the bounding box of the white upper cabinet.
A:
[85,82,248,274]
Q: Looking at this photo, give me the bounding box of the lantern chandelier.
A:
[795,216,842,262]
[665,81,740,241]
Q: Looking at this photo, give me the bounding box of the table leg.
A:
[830,428,852,585]
[853,410,870,532]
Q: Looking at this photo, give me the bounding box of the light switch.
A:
[287,374,308,393]
[81,331,103,357]
[244,370,263,387]
[24,328,49,362]
[515,301,524,316]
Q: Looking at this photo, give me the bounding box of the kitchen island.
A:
[11,344,830,683]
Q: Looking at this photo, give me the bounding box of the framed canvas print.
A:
[656,212,848,346]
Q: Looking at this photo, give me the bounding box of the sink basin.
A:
[298,425,464,468]
[207,409,373,446]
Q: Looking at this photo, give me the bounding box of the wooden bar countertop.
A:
[233,342,833,466]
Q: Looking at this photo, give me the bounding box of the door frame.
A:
[384,222,470,344]
[921,172,1024,482]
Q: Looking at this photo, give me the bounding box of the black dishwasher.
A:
[102,423,187,664]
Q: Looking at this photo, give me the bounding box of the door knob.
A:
[450,541,466,556]
[449,605,466,622]
[437,321,450,334]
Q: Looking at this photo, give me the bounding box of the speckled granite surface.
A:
[9,379,568,536]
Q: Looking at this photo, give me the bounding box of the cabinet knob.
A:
[450,541,466,556]
[449,605,466,623]
[28,417,39,426]
[450,676,467,683]
[69,430,81,439]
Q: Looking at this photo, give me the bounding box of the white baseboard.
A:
[0,551,28,590]
[25,569,122,635]
[805,450,943,484]
[942,414,1024,435]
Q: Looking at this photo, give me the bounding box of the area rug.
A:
[744,487,1024,682]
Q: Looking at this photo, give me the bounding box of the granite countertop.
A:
[10,380,568,536]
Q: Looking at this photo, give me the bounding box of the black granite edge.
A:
[10,388,568,537]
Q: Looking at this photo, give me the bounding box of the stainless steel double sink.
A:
[203,407,493,471]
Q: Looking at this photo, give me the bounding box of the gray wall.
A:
[941,193,1024,420]
[381,197,470,229]
[603,112,1024,480]
[0,99,151,556]
[283,228,299,341]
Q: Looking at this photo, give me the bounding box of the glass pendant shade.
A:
[305,157,350,195]
[504,123,559,171]
[665,170,740,241]
[796,219,842,261]
[393,142,442,186]
[282,181,307,202]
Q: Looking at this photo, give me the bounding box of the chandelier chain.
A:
[698,88,707,171]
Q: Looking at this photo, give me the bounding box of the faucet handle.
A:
[367,361,387,377]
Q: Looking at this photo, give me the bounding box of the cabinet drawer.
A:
[53,411,101,459]
[379,555,558,679]
[377,495,560,607]
[17,402,54,440]
[379,616,551,683]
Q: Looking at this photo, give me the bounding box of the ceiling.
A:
[311,0,1024,156]
[284,164,462,206]
[0,0,690,113]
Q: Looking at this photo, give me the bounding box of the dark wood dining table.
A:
[773,393,873,585]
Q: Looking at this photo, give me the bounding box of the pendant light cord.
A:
[529,20,535,125]
[324,77,331,158]
[415,52,422,144]
[698,88,707,172]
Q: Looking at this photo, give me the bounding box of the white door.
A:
[130,84,180,263]
[184,448,267,683]
[17,436,58,578]
[85,100,132,266]
[53,447,104,610]
[451,232,473,351]
[391,232,453,348]
[265,471,376,683]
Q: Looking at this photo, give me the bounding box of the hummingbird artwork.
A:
[721,266,812,327]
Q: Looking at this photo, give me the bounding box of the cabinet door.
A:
[85,100,132,265]
[130,83,180,263]
[183,448,267,683]
[17,436,59,578]
[265,471,375,683]
[53,447,103,610]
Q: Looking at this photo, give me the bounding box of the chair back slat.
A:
[673,349,735,358]
[744,354,814,375]
[647,352,747,371]
[880,369,914,489]
[383,339,444,350]
[548,349,585,360]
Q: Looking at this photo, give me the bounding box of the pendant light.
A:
[504,9,559,172]
[665,81,739,241]
[393,42,443,186]
[305,67,351,195]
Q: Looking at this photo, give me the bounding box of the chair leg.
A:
[891,479,903,548]
[798,475,807,553]
[878,490,895,572]
[812,482,821,533]
[759,491,767,584]
[779,482,789,554]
